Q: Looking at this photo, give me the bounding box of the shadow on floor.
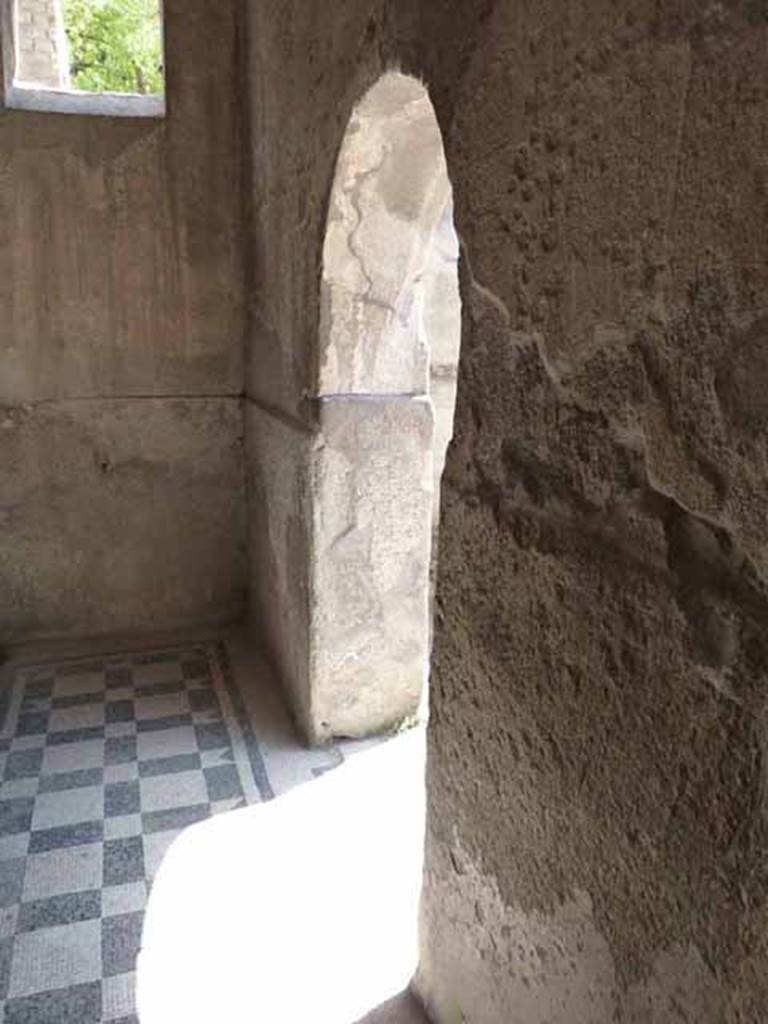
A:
[355,989,429,1023]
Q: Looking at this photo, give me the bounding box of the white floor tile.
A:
[22,844,103,901]
[104,763,139,784]
[103,970,136,1019]
[9,919,102,997]
[137,727,196,763]
[139,771,207,813]
[105,815,142,840]
[103,882,147,918]
[0,834,29,862]
[143,830,182,879]
[42,739,105,775]
[135,693,188,721]
[51,673,104,699]
[31,786,104,831]
[49,705,105,733]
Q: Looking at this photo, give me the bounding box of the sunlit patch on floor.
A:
[0,637,426,1023]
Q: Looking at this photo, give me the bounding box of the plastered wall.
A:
[243,0,768,1018]
[0,0,246,643]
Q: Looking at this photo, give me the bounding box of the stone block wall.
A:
[15,0,69,88]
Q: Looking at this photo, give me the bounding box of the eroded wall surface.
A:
[245,0,768,1018]
[0,0,246,642]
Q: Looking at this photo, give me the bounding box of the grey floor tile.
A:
[0,781,37,802]
[0,904,19,939]
[188,688,222,714]
[28,821,103,855]
[0,859,26,908]
[4,750,44,782]
[101,912,143,978]
[204,764,244,802]
[104,783,140,819]
[104,738,137,767]
[200,746,235,769]
[105,668,132,690]
[138,753,201,778]
[17,890,101,932]
[194,722,230,751]
[4,980,102,1023]
[0,936,13,1000]
[46,727,105,748]
[23,680,54,701]
[141,803,210,835]
[105,702,134,725]
[56,662,103,679]
[15,714,49,738]
[0,799,34,838]
[37,769,103,795]
[51,692,103,710]
[104,723,136,740]
[181,657,209,680]
[135,714,192,734]
[133,681,184,698]
[103,837,144,887]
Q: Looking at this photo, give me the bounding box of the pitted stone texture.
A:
[418,837,723,1024]
[310,396,433,741]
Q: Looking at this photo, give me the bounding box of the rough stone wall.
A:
[15,0,69,88]
[0,0,246,642]
[244,0,768,1018]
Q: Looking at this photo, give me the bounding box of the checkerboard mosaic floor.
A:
[0,641,344,1023]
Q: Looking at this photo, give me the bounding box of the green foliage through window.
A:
[63,0,163,95]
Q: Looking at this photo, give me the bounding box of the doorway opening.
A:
[309,71,460,742]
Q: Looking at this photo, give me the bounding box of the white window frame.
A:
[1,0,166,117]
